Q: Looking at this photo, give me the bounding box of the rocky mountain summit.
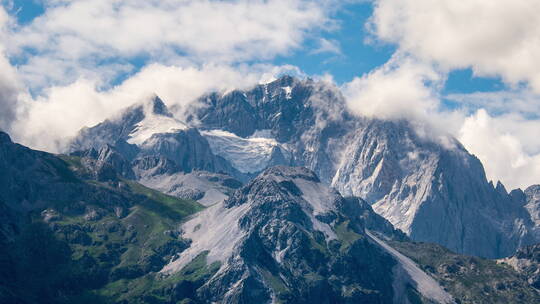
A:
[68,96,247,207]
[158,166,408,303]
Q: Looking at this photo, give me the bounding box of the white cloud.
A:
[343,54,443,121]
[369,0,540,92]
[5,0,331,90]
[459,109,540,190]
[0,51,22,132]
[0,5,23,132]
[10,63,299,152]
[11,0,327,59]
[311,38,342,55]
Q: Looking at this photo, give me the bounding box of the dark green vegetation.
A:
[0,189,210,304]
[389,241,540,304]
[100,251,221,303]
[0,134,206,303]
[0,222,109,303]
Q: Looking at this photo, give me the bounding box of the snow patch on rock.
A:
[282,86,292,99]
[127,103,187,145]
[201,129,287,174]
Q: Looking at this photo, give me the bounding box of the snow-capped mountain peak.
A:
[70,95,187,151]
[127,97,188,145]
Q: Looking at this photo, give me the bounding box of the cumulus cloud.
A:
[449,91,540,185]
[311,38,342,55]
[369,0,540,92]
[459,110,540,190]
[0,51,21,131]
[0,5,22,132]
[5,0,331,90]
[343,54,443,120]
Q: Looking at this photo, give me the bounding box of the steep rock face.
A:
[189,76,309,140]
[137,129,238,175]
[72,144,136,181]
[525,185,540,233]
[331,120,535,258]
[161,166,409,303]
[132,155,180,177]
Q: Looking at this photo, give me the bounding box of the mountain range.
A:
[70,75,540,258]
[1,76,540,303]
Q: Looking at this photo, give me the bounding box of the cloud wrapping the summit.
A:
[11,63,300,152]
[345,0,540,189]
[342,55,442,121]
[0,0,334,150]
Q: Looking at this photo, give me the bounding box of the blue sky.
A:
[7,0,505,95]
[10,0,43,24]
[1,0,540,189]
